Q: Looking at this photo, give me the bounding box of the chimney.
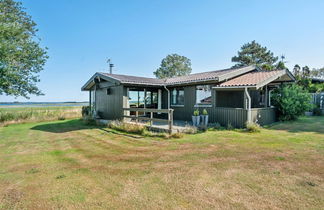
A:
[107,58,114,74]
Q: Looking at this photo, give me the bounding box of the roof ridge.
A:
[99,72,161,80]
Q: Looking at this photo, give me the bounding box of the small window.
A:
[196,85,212,104]
[171,88,184,105]
[106,88,111,95]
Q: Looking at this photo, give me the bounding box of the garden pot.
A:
[192,115,200,127]
[304,111,313,116]
[201,115,209,126]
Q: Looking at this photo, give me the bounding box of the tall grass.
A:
[0,107,82,126]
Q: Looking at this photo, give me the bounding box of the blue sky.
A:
[1,0,324,102]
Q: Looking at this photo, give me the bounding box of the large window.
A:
[171,88,184,105]
[196,85,212,104]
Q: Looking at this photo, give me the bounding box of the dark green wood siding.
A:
[251,108,277,125]
[95,85,124,120]
[94,83,277,128]
[164,86,247,127]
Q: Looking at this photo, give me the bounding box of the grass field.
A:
[0,106,82,126]
[0,117,323,209]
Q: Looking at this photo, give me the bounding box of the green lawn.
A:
[0,117,323,209]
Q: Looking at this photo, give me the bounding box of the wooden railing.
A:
[122,108,174,133]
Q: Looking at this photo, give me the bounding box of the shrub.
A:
[58,116,65,120]
[202,109,208,115]
[193,109,199,116]
[271,84,313,121]
[226,122,233,130]
[108,120,147,135]
[246,122,261,133]
[82,106,91,117]
[182,125,198,134]
[170,132,184,138]
[209,122,222,130]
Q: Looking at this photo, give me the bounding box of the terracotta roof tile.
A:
[218,70,284,87]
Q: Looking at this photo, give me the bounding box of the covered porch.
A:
[212,69,295,127]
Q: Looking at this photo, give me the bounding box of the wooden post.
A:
[89,90,92,111]
[264,85,268,108]
[144,88,146,116]
[136,111,138,123]
[168,109,173,134]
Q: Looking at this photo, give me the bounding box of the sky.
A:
[1,0,324,102]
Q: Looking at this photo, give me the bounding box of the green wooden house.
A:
[81,65,295,128]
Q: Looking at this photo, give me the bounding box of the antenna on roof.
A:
[107,58,114,74]
[280,54,286,62]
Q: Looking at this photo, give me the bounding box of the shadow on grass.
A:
[31,119,99,133]
[267,116,324,134]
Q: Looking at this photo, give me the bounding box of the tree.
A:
[293,64,301,78]
[154,54,192,79]
[310,67,324,78]
[231,40,278,69]
[293,64,312,91]
[272,84,313,121]
[0,0,48,98]
[302,66,310,78]
[276,61,287,70]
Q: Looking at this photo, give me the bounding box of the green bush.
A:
[211,122,222,130]
[271,84,313,121]
[226,122,233,130]
[193,109,199,116]
[82,106,91,117]
[246,122,261,133]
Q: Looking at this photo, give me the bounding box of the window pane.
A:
[171,88,184,105]
[171,89,177,105]
[145,91,152,106]
[129,91,139,107]
[178,90,184,105]
[152,92,158,104]
[138,91,144,108]
[196,85,212,104]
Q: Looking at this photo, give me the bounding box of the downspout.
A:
[163,84,170,109]
[245,87,251,123]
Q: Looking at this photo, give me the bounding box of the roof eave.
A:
[81,72,121,91]
[213,85,257,90]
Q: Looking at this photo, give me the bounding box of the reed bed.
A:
[0,107,82,126]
